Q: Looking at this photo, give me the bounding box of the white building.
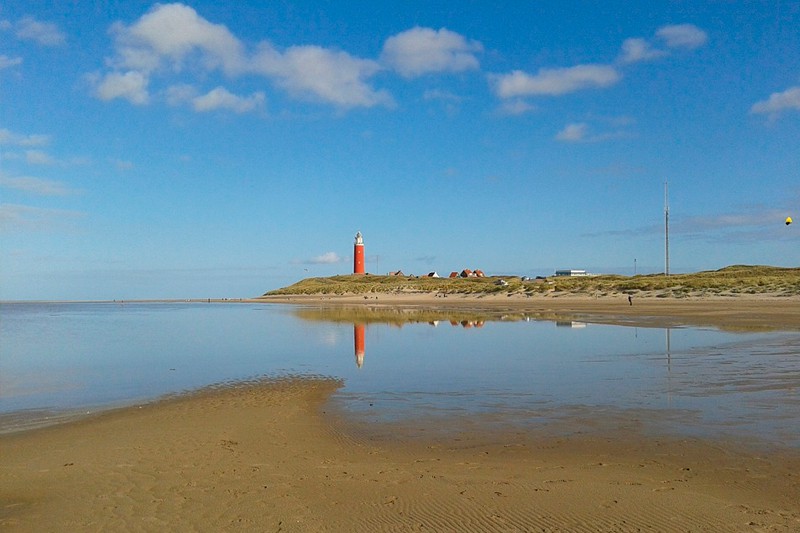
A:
[554,269,588,277]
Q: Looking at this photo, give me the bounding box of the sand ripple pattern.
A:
[2,377,798,532]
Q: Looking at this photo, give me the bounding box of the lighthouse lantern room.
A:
[353,231,365,274]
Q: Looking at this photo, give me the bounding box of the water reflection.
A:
[294,305,800,448]
[556,321,587,328]
[2,303,798,447]
[354,323,365,368]
[293,306,520,327]
[666,327,672,372]
[299,307,521,369]
[297,307,681,372]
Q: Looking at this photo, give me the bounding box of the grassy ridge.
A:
[264,265,800,298]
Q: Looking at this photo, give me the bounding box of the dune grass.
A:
[263,265,800,298]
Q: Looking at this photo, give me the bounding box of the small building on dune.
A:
[427,272,440,278]
[555,269,588,277]
[449,271,459,278]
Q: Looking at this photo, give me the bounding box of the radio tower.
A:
[664,181,670,276]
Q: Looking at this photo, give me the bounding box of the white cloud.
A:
[165,83,198,105]
[556,118,633,143]
[556,123,588,142]
[94,70,150,104]
[0,54,23,69]
[308,252,341,264]
[96,3,390,109]
[493,24,706,104]
[0,129,50,147]
[656,24,708,49]
[381,27,482,78]
[191,86,265,113]
[251,44,391,108]
[0,174,72,196]
[15,16,66,46]
[493,64,620,98]
[110,3,246,75]
[750,86,800,117]
[618,38,666,64]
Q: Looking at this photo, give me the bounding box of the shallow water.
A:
[1,302,798,447]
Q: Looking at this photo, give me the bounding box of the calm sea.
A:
[1,302,798,447]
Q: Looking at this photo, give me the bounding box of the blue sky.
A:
[1,2,798,300]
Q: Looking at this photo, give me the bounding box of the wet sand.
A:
[257,292,800,331]
[2,296,800,531]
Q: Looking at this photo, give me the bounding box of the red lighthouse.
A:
[353,231,365,274]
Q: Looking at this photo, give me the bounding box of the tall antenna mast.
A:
[664,181,670,276]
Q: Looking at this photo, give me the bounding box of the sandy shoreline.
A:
[2,377,799,531]
[255,292,800,330]
[3,296,800,530]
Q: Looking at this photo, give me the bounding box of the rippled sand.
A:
[2,376,799,531]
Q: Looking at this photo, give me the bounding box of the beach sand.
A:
[2,297,800,531]
[257,292,800,331]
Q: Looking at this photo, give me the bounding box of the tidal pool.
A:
[1,302,798,447]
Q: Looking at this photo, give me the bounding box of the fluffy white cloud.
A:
[94,71,150,104]
[191,86,265,113]
[493,64,620,98]
[381,27,482,78]
[556,123,588,142]
[166,84,266,114]
[96,3,390,109]
[165,83,198,105]
[0,54,23,69]
[750,86,800,116]
[14,16,66,46]
[619,38,666,64]
[109,3,246,75]
[656,24,707,49]
[251,44,391,108]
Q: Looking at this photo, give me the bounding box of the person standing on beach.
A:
[628,295,633,306]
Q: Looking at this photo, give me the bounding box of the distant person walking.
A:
[628,295,633,306]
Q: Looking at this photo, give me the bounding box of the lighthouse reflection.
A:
[354,323,365,368]
[349,318,485,367]
[294,306,552,368]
